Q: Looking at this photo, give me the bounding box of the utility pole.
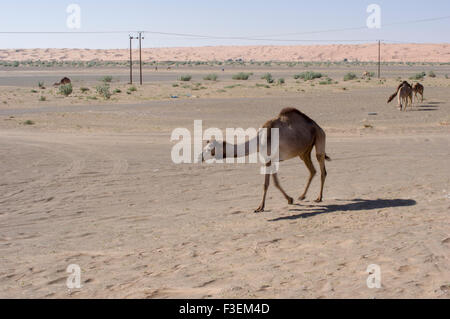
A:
[129,34,137,84]
[138,32,144,85]
[378,40,381,79]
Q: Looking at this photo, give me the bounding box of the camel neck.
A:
[223,136,259,158]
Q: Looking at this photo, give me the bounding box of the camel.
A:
[53,77,71,87]
[387,81,413,111]
[412,82,424,103]
[200,107,331,213]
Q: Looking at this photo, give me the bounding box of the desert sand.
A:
[1,43,450,62]
[0,64,449,299]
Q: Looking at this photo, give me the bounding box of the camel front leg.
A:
[255,173,270,213]
[272,173,294,205]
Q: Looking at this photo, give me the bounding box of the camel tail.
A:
[387,92,397,103]
[314,127,330,161]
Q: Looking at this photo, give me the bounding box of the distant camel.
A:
[412,82,424,103]
[362,71,370,78]
[200,107,331,213]
[53,77,71,87]
[387,81,413,111]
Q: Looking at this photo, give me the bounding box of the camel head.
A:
[199,139,224,163]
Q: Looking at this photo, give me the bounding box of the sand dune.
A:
[1,43,450,62]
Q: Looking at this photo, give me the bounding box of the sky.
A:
[0,0,449,49]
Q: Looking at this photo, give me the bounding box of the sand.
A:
[0,66,449,299]
[1,43,450,62]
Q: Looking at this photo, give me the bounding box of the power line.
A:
[0,15,448,42]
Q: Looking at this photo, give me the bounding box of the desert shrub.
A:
[224,84,242,89]
[343,73,357,81]
[96,84,111,100]
[179,75,192,81]
[319,78,333,85]
[232,72,252,80]
[256,83,270,88]
[31,89,38,93]
[38,82,45,89]
[80,87,90,93]
[59,83,73,96]
[113,88,122,94]
[428,71,436,78]
[261,73,274,84]
[128,86,137,92]
[172,83,179,87]
[39,96,46,101]
[294,71,323,80]
[410,72,426,80]
[203,74,218,81]
[23,120,35,125]
[277,78,285,85]
[102,76,113,83]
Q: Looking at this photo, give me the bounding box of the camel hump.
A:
[279,107,315,124]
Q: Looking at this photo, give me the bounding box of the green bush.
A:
[59,83,73,96]
[96,84,111,100]
[38,82,45,89]
[179,75,192,81]
[203,74,218,81]
[294,71,323,81]
[277,78,285,85]
[128,86,137,92]
[410,72,426,80]
[80,87,90,93]
[102,76,113,83]
[428,71,436,78]
[232,72,252,80]
[113,88,122,94]
[343,73,357,81]
[319,78,333,85]
[23,120,35,125]
[39,96,46,102]
[261,73,274,84]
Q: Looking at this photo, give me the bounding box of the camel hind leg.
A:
[298,149,316,201]
[315,154,328,202]
[398,94,403,111]
[314,130,328,202]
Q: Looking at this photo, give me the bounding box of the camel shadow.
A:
[268,198,416,222]
[414,107,438,112]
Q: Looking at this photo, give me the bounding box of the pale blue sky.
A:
[0,0,449,48]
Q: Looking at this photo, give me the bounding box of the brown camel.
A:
[412,82,424,103]
[387,81,413,111]
[53,77,71,87]
[200,107,331,213]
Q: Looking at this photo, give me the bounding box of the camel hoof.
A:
[314,198,322,203]
[287,197,294,205]
[298,195,306,201]
[254,207,264,213]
